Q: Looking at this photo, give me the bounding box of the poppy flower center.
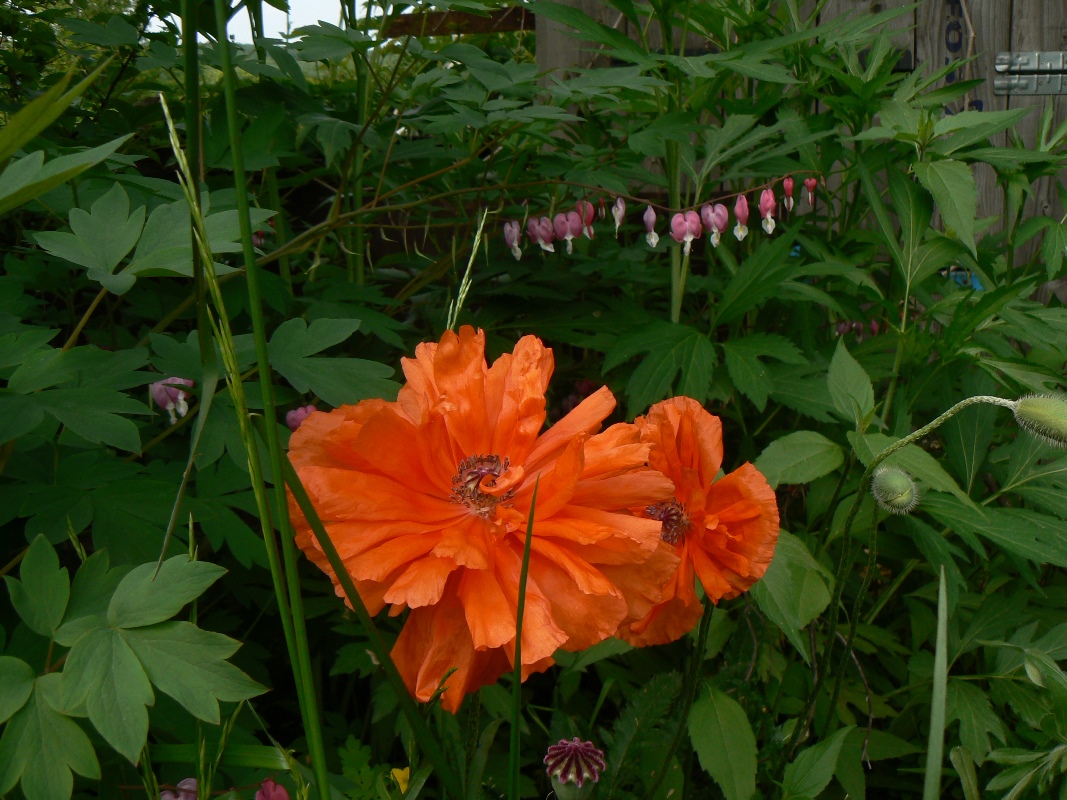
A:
[450,454,515,517]
[646,500,690,545]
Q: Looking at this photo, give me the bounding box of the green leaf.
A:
[750,532,832,663]
[924,494,1067,567]
[61,627,153,763]
[754,431,844,489]
[0,136,132,216]
[783,725,855,800]
[949,746,981,800]
[38,388,148,452]
[61,15,140,46]
[722,334,804,412]
[0,393,46,444]
[55,550,130,647]
[268,318,399,406]
[35,183,145,294]
[0,675,100,800]
[4,535,69,637]
[603,322,716,416]
[123,621,264,723]
[714,230,802,326]
[946,680,1007,765]
[0,657,34,724]
[1041,222,1067,280]
[912,159,977,257]
[108,556,225,628]
[688,684,756,800]
[827,339,874,427]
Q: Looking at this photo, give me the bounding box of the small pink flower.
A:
[804,177,818,206]
[733,195,750,241]
[643,205,659,248]
[759,188,777,235]
[670,211,702,256]
[782,177,795,212]
[611,197,626,237]
[527,216,555,253]
[255,778,290,800]
[576,200,595,239]
[151,378,195,425]
[503,220,522,261]
[554,211,583,254]
[286,404,317,432]
[870,319,880,336]
[545,738,606,789]
[701,203,729,247]
[160,778,196,800]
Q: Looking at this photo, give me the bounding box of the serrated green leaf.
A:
[4,535,69,637]
[754,431,844,488]
[912,159,977,257]
[714,230,802,326]
[0,657,34,724]
[828,339,874,427]
[61,627,153,763]
[0,393,46,444]
[783,726,855,800]
[108,556,225,628]
[0,675,100,800]
[1041,222,1067,280]
[122,621,264,723]
[751,532,831,663]
[946,680,1007,766]
[605,322,715,416]
[688,684,756,800]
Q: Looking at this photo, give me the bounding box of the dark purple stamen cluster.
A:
[450,454,514,516]
[646,499,690,545]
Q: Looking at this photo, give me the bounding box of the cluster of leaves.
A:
[2,0,1067,798]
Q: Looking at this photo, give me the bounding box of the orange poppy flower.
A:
[288,326,677,711]
[617,396,780,647]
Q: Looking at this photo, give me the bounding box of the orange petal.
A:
[525,386,616,471]
[382,556,458,608]
[485,335,553,463]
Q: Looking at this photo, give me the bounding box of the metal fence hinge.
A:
[994,51,1067,95]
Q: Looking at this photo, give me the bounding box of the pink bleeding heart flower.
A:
[733,195,750,241]
[503,220,522,261]
[670,211,702,256]
[150,377,195,425]
[160,778,197,800]
[576,200,595,239]
[804,177,818,206]
[527,216,555,253]
[643,205,659,248]
[255,778,290,800]
[782,177,795,212]
[286,404,317,432]
[701,203,729,247]
[759,188,777,235]
[554,211,583,254]
[611,197,626,237]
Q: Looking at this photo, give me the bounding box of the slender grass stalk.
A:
[922,568,949,800]
[273,444,465,798]
[509,477,540,800]
[209,2,332,797]
[160,95,306,741]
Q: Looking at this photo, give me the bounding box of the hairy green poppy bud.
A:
[871,466,919,515]
[1012,394,1067,448]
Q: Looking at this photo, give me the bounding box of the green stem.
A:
[509,478,540,800]
[645,596,714,799]
[210,3,331,798]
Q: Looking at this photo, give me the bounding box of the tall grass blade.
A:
[922,567,949,800]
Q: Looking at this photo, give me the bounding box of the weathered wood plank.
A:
[915,0,1010,226]
[1009,0,1067,264]
[383,8,532,37]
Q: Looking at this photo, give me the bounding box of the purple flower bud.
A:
[544,738,606,789]
[733,195,750,241]
[643,205,659,248]
[160,778,197,800]
[255,778,290,800]
[286,404,317,432]
[150,378,195,425]
[503,220,522,261]
[611,197,625,237]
